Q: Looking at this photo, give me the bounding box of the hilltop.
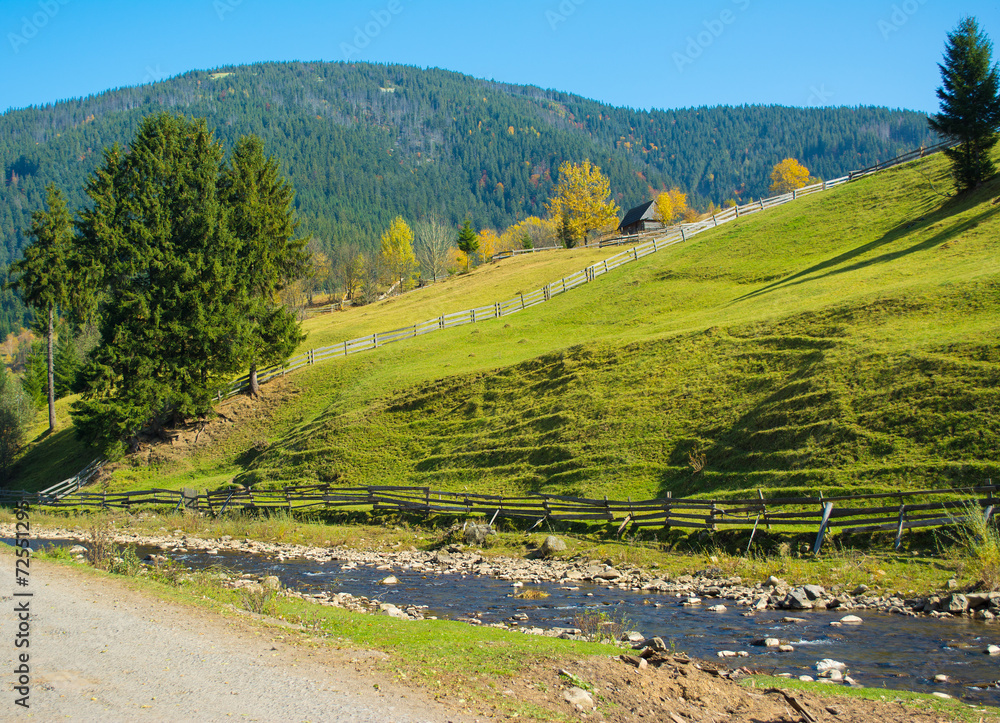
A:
[16,145,999,500]
[0,61,936,334]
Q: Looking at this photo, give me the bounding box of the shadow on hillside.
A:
[733,189,999,304]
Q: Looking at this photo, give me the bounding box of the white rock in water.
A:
[707,604,727,613]
[778,644,795,653]
[717,650,737,658]
[379,575,399,585]
[839,615,863,624]
[986,645,1000,655]
[765,637,781,647]
[815,659,847,673]
[934,674,950,683]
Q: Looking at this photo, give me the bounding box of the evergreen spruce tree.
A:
[9,184,75,432]
[220,135,307,397]
[73,114,246,454]
[928,17,1000,193]
[456,218,479,272]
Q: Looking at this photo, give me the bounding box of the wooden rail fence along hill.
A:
[220,141,955,400]
[0,480,993,554]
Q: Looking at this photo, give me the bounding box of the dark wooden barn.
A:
[618,199,663,235]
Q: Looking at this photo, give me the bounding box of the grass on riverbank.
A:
[742,675,994,722]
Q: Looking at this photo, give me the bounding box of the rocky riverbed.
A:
[6,522,997,623]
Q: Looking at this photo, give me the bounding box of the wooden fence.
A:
[1,480,993,553]
[218,141,955,400]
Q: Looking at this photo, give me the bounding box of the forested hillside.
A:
[0,61,936,334]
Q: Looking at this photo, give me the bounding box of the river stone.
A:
[379,575,399,585]
[707,604,727,613]
[262,575,281,590]
[816,659,847,673]
[852,584,869,596]
[945,593,969,614]
[540,536,567,556]
[563,687,594,711]
[803,584,825,600]
[69,545,87,554]
[595,566,622,580]
[786,588,813,609]
[766,575,785,587]
[839,615,864,624]
[643,636,667,652]
[985,645,1000,655]
[778,644,795,652]
[434,550,455,565]
[464,523,492,546]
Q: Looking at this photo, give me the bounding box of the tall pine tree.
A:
[928,17,1000,193]
[220,135,307,397]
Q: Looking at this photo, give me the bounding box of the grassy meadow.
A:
[11,148,1000,504]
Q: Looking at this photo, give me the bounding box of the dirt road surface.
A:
[1,557,474,722]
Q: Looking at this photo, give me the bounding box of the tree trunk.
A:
[248,363,260,398]
[46,304,56,433]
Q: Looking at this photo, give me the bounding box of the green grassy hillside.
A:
[17,149,1000,500]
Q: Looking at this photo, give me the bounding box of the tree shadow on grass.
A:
[732,188,1000,304]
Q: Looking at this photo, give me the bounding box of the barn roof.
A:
[618,199,659,229]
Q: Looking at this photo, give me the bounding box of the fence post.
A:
[735,205,740,218]
[712,214,718,227]
[543,285,550,302]
[471,308,477,323]
[792,189,797,200]
[439,315,445,329]
[894,504,907,550]
[519,293,525,310]
[680,228,686,242]
[372,333,378,349]
[759,199,764,210]
[343,340,348,356]
[812,501,834,554]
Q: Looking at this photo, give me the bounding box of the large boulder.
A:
[540,536,567,556]
[464,523,493,546]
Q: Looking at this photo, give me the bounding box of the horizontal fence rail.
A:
[0,480,993,553]
[217,141,954,401]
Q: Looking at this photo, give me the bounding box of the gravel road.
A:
[1,556,475,722]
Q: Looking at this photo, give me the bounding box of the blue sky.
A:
[1,0,998,115]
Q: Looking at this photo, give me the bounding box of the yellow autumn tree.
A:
[545,160,619,247]
[655,187,688,224]
[476,228,502,263]
[769,158,811,195]
[379,216,417,292]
